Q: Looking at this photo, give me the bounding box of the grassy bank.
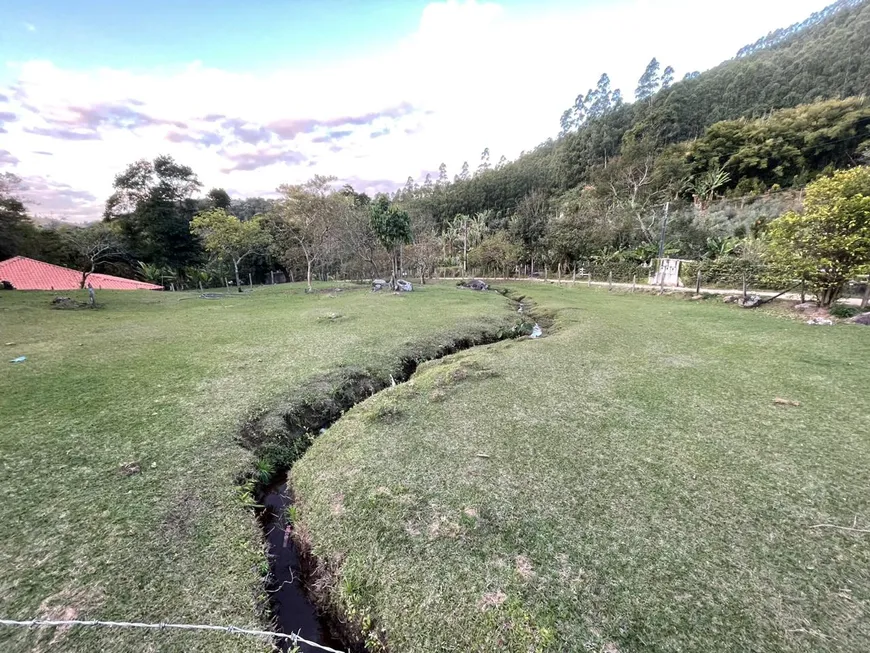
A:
[293,283,870,652]
[0,283,515,652]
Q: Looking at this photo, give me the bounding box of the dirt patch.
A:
[330,493,345,516]
[479,590,507,610]
[515,555,535,580]
[34,588,103,651]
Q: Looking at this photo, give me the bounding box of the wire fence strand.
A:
[0,618,347,653]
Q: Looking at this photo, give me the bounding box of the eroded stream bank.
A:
[244,288,546,651]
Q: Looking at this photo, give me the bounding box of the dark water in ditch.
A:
[260,477,342,652]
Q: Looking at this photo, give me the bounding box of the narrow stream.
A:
[260,476,343,652]
[251,289,544,650]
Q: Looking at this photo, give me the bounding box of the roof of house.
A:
[0,256,163,291]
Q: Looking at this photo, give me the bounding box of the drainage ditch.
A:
[242,289,547,651]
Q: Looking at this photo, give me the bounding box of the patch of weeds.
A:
[253,457,275,485]
[429,388,447,402]
[338,570,386,651]
[285,504,300,525]
[316,312,346,323]
[237,478,262,509]
[830,303,861,319]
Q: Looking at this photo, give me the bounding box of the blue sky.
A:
[2,1,433,74]
[0,0,834,221]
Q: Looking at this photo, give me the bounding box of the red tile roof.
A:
[0,256,163,291]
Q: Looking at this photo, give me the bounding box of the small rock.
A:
[459,279,488,291]
[738,295,763,309]
[151,462,157,468]
[119,462,140,476]
[690,294,704,301]
[807,317,834,326]
[371,279,388,292]
[396,279,413,292]
[852,313,870,326]
[722,295,737,304]
[793,302,818,312]
[4,342,14,346]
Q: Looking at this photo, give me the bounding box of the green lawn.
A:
[2,283,868,653]
[293,283,870,652]
[0,283,515,653]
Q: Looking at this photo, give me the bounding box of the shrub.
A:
[830,304,862,319]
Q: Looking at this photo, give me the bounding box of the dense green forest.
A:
[2,0,869,300]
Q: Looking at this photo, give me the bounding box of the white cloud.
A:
[1,0,832,222]
[24,23,36,32]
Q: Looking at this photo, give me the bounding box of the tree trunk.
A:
[862,281,870,309]
[306,259,313,292]
[233,260,242,292]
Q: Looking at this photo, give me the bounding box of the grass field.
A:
[1,282,868,653]
[0,283,515,653]
[293,283,870,653]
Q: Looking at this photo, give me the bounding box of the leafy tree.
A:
[459,161,470,181]
[510,190,551,272]
[478,148,491,175]
[587,73,614,118]
[635,58,661,102]
[467,231,522,277]
[437,163,448,186]
[269,176,346,292]
[190,209,271,290]
[661,66,675,90]
[369,194,412,288]
[767,166,870,306]
[63,222,126,288]
[230,197,275,221]
[205,188,232,210]
[404,231,441,284]
[0,173,30,261]
[104,155,203,270]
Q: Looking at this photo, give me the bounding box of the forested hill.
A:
[398,0,870,228]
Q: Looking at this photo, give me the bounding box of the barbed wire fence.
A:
[0,617,346,653]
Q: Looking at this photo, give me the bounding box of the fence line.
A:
[0,618,346,653]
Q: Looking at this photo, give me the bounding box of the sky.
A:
[0,0,834,223]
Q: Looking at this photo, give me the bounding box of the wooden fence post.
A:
[742,272,747,302]
[608,271,613,290]
[248,272,253,288]
[696,269,702,295]
[862,281,870,309]
[632,275,636,293]
[271,270,275,285]
[572,266,577,286]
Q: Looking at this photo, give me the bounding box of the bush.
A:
[577,262,652,283]
[680,259,790,290]
[830,304,862,319]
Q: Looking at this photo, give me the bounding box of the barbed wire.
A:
[0,618,346,653]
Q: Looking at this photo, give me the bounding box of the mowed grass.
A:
[0,283,515,653]
[293,283,870,653]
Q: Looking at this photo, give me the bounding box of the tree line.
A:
[2,0,868,306]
